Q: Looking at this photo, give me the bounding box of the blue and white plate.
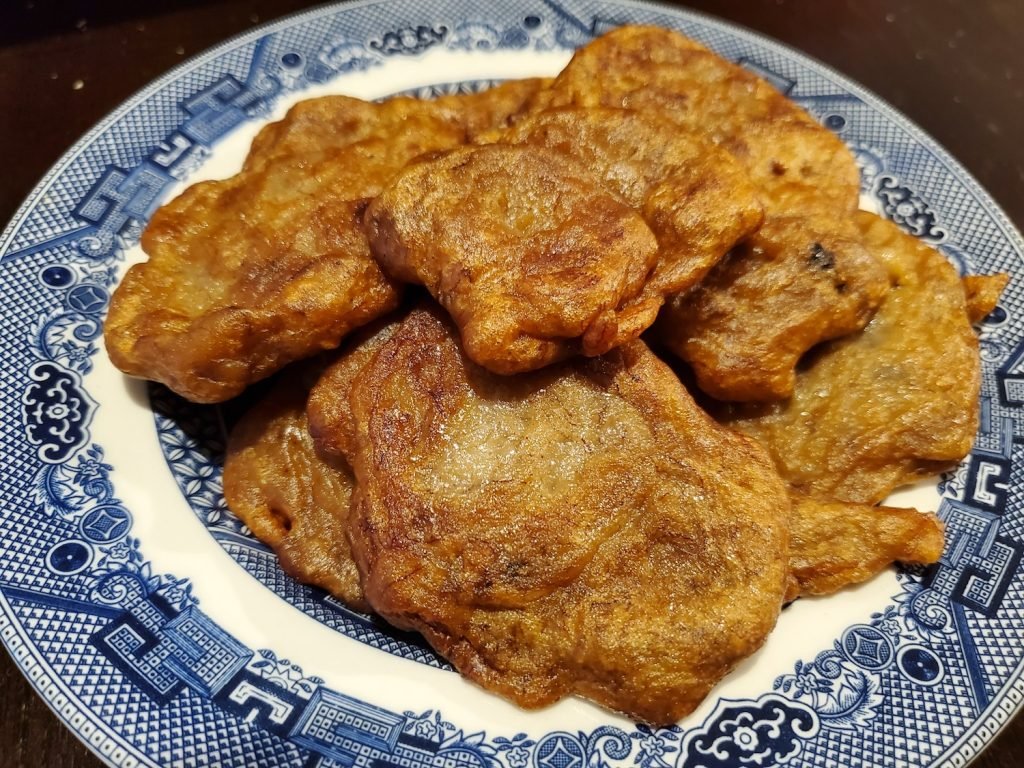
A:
[2,1,1023,766]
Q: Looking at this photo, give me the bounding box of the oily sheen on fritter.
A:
[717,211,1002,503]
[364,145,662,374]
[222,364,368,612]
[786,494,945,599]
[339,306,790,725]
[541,25,886,400]
[485,107,763,298]
[105,83,546,403]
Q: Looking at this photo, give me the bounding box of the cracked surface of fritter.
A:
[364,145,662,374]
[717,211,992,503]
[787,494,945,599]
[222,364,369,612]
[105,94,478,402]
[341,306,789,724]
[659,214,889,401]
[486,107,763,298]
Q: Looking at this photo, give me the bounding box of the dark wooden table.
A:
[1,1,1021,766]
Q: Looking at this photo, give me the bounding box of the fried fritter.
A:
[242,94,463,169]
[544,25,883,400]
[963,273,1010,323]
[658,214,889,401]
[787,494,945,599]
[542,25,860,216]
[222,364,368,612]
[105,95,474,403]
[341,305,790,724]
[364,145,662,374]
[661,217,884,401]
[434,78,553,138]
[717,211,996,503]
[486,107,763,297]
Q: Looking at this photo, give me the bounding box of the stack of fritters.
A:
[103,25,1008,725]
[105,82,547,402]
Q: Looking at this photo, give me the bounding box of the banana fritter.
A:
[340,305,790,724]
[364,145,662,374]
[544,25,885,400]
[659,214,889,401]
[787,494,945,599]
[222,364,368,612]
[717,211,999,503]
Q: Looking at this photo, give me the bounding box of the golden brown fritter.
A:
[341,305,790,724]
[544,25,883,400]
[222,364,369,612]
[659,214,889,401]
[485,107,763,297]
[105,95,474,403]
[963,273,1010,323]
[787,494,945,599]
[364,145,662,374]
[541,25,860,217]
[717,211,995,503]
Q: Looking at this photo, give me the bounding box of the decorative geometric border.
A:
[1,1,1023,766]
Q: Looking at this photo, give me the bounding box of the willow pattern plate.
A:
[2,2,1023,766]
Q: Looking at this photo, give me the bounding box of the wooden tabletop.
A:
[1,1,1022,766]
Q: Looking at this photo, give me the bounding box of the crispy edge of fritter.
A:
[963,273,1010,324]
[786,494,945,599]
[222,364,370,612]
